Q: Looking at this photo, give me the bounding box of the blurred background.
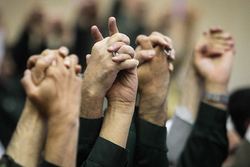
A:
[0,0,250,153]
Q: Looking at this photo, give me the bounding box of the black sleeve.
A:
[40,160,59,167]
[77,117,103,166]
[81,137,128,167]
[0,154,22,167]
[134,108,169,167]
[177,102,228,167]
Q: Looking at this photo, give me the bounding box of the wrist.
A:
[139,96,168,127]
[80,84,105,119]
[139,90,168,111]
[204,81,228,94]
[202,91,229,104]
[82,71,108,98]
[107,101,135,116]
[47,111,79,129]
[100,104,134,148]
[138,109,167,127]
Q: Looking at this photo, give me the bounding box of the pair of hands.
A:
[82,17,139,118]
[82,17,175,125]
[22,47,82,120]
[6,47,83,167]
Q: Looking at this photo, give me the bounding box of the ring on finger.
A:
[164,48,171,56]
[77,73,84,79]
[112,52,119,57]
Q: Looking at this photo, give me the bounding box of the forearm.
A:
[179,65,203,117]
[99,102,134,148]
[80,77,105,119]
[6,99,45,167]
[139,92,168,127]
[44,115,79,167]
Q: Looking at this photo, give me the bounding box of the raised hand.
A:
[194,27,234,93]
[22,51,82,118]
[135,32,175,126]
[81,17,138,118]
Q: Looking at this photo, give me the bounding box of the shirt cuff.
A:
[0,154,22,167]
[245,125,250,143]
[88,137,128,167]
[136,117,167,151]
[41,160,59,167]
[78,117,103,145]
[175,106,195,125]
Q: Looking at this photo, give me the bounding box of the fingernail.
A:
[171,54,175,60]
[136,60,139,66]
[60,47,68,56]
[44,53,53,62]
[24,69,31,75]
[148,50,155,57]
[169,63,174,72]
[52,60,57,66]
[64,57,70,67]
[108,46,114,50]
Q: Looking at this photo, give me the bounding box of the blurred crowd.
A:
[0,0,195,148]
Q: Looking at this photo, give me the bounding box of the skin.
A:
[135,32,175,126]
[80,17,138,119]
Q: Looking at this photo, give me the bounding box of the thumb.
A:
[32,53,55,85]
[21,70,37,98]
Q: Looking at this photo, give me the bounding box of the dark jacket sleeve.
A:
[81,137,128,167]
[0,154,22,167]
[134,108,169,167]
[77,118,103,166]
[40,160,59,167]
[177,102,228,167]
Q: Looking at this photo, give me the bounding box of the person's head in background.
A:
[229,88,250,138]
[25,6,45,32]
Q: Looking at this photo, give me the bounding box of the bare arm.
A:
[6,99,45,167]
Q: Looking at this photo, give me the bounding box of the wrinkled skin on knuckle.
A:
[113,33,130,45]
[140,36,150,43]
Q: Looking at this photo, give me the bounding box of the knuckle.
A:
[140,36,150,43]
[151,31,161,36]
[36,58,47,67]
[41,49,50,55]
[70,54,79,64]
[119,33,130,44]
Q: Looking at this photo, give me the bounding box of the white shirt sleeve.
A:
[0,140,5,158]
[245,125,250,143]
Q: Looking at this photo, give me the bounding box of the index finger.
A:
[91,25,104,42]
[148,34,172,50]
[27,55,42,69]
[135,35,153,50]
[108,17,119,36]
